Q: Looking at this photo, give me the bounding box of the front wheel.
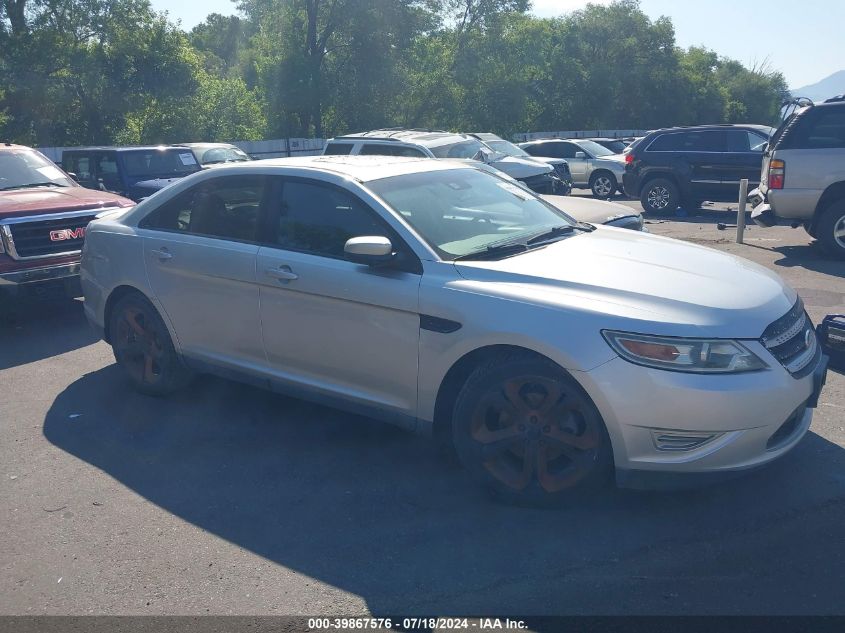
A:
[640,178,680,213]
[451,354,613,505]
[109,293,193,396]
[590,172,617,198]
[816,200,845,260]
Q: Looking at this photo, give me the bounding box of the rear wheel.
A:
[109,293,192,396]
[640,178,680,213]
[451,354,613,505]
[817,200,845,260]
[590,172,617,198]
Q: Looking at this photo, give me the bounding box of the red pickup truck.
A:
[0,144,134,300]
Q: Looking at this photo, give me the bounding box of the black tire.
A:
[451,353,613,506]
[109,292,193,396]
[590,171,617,198]
[640,177,680,213]
[816,200,845,260]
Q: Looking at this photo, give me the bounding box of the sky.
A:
[150,0,843,89]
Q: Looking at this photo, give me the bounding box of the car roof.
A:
[63,145,193,152]
[469,133,503,141]
[645,124,774,136]
[201,155,473,182]
[0,143,40,152]
[335,129,472,148]
[180,143,241,150]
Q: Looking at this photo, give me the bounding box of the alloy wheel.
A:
[647,185,670,210]
[114,306,165,385]
[593,176,613,197]
[834,215,845,249]
[468,375,603,493]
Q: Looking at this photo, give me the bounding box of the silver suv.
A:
[750,96,845,258]
[81,156,826,503]
[324,129,564,194]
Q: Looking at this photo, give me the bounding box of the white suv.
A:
[324,129,564,195]
[81,156,827,504]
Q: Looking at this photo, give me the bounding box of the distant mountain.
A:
[792,70,845,103]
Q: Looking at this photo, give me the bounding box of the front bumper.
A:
[519,173,560,195]
[576,345,826,489]
[0,261,81,286]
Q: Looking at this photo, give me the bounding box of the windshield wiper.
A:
[525,225,577,245]
[453,241,529,261]
[1,182,64,191]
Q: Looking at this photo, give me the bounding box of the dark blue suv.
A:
[623,124,774,213]
[62,146,201,201]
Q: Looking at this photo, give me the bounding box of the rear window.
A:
[324,142,354,156]
[647,131,724,152]
[780,107,845,150]
[359,144,427,157]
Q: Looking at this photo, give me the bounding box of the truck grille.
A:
[1,211,99,260]
[761,298,819,377]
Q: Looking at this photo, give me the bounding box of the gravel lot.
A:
[1,198,844,618]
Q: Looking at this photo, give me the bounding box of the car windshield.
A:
[198,147,251,165]
[576,140,616,157]
[486,140,532,158]
[0,150,74,191]
[121,149,202,178]
[366,168,576,260]
[428,138,487,159]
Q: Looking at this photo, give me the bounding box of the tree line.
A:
[0,0,790,147]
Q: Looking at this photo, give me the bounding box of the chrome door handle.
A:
[151,248,172,261]
[264,265,298,281]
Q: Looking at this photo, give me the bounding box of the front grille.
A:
[761,298,818,377]
[4,213,97,259]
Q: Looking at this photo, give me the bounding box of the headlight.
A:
[602,331,768,373]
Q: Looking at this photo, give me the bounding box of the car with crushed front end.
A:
[519,138,627,198]
[0,144,134,301]
[81,155,828,504]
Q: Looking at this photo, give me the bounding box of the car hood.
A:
[594,155,626,171]
[541,195,639,225]
[0,186,134,219]
[132,177,183,191]
[453,227,795,338]
[490,156,553,179]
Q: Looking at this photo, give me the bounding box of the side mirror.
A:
[66,172,78,181]
[344,236,394,266]
[574,151,587,159]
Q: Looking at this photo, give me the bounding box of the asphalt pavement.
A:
[1,197,844,619]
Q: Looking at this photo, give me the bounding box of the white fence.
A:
[36,138,326,163]
[37,130,651,162]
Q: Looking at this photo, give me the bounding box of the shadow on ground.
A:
[42,363,845,618]
[0,297,97,370]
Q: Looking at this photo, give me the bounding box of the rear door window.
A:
[140,175,268,243]
[359,144,427,157]
[783,108,845,149]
